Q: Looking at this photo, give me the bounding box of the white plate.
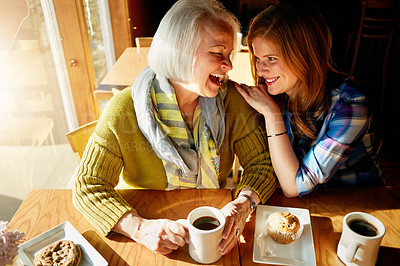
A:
[253,205,316,266]
[18,221,108,265]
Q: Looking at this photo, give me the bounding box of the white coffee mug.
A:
[337,212,385,266]
[178,206,225,264]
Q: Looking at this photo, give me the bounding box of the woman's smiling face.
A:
[252,37,299,97]
[190,18,234,97]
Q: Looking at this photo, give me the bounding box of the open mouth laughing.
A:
[209,73,225,86]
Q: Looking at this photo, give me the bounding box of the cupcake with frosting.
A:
[265,211,303,244]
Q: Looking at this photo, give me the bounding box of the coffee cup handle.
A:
[345,240,360,262]
[176,219,189,244]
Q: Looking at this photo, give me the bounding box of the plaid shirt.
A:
[283,81,382,197]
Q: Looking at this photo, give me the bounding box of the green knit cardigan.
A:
[73,80,277,236]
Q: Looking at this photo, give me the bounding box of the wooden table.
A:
[240,186,400,265]
[95,47,253,100]
[9,186,400,265]
[9,189,239,265]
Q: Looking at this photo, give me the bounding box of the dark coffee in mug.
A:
[348,219,378,237]
[193,216,220,230]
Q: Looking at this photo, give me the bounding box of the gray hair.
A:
[148,0,240,82]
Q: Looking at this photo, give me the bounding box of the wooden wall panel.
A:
[53,0,98,125]
[108,0,132,59]
[128,0,176,43]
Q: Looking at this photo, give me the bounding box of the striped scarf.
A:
[132,67,226,189]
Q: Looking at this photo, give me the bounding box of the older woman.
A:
[73,0,276,256]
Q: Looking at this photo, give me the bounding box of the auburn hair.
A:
[247,2,337,139]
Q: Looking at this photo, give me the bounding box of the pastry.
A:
[33,240,81,266]
[265,211,303,244]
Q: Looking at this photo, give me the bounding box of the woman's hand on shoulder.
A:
[234,82,279,116]
[113,212,188,255]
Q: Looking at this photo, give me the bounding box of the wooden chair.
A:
[94,90,114,101]
[345,0,396,111]
[66,120,97,163]
[65,120,130,188]
[135,37,153,48]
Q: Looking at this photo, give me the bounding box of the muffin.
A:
[265,211,303,244]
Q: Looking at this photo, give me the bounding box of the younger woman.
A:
[236,1,382,197]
